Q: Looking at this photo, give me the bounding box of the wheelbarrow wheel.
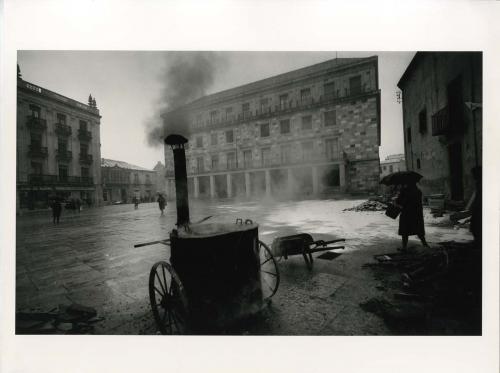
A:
[258,240,280,300]
[149,261,189,335]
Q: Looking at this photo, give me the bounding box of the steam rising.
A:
[146,52,222,146]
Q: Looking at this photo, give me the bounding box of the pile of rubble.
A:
[343,200,387,212]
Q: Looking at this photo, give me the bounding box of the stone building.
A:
[101,159,157,204]
[153,161,167,197]
[380,154,406,179]
[163,56,381,200]
[397,52,482,202]
[16,67,102,211]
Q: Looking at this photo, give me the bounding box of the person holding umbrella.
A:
[381,171,430,251]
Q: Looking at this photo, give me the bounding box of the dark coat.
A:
[397,185,425,236]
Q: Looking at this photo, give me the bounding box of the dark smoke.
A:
[145,52,222,146]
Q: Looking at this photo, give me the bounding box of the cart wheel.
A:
[149,261,188,335]
[258,240,280,300]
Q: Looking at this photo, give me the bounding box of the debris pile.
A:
[361,241,481,335]
[16,303,103,334]
[343,200,387,212]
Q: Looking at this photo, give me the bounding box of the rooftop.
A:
[101,158,153,171]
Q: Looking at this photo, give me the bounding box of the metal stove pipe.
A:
[165,134,190,227]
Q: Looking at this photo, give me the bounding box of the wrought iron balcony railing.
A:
[55,123,72,137]
[78,128,92,142]
[56,149,72,162]
[28,174,94,186]
[431,106,450,136]
[79,153,93,164]
[28,145,48,159]
[26,116,47,131]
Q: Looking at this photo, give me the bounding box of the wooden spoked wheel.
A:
[258,240,280,300]
[149,261,188,335]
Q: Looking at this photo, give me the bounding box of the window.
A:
[302,141,314,161]
[260,98,269,112]
[301,115,312,130]
[407,127,412,144]
[58,139,67,152]
[30,104,41,118]
[417,159,421,169]
[324,110,337,126]
[211,155,219,170]
[349,75,362,95]
[211,133,218,146]
[79,120,87,130]
[196,136,203,148]
[419,108,427,134]
[30,133,42,148]
[59,165,68,181]
[196,157,204,173]
[225,130,234,143]
[242,102,250,118]
[325,138,340,160]
[227,152,236,170]
[243,150,252,168]
[324,82,335,99]
[210,110,218,124]
[80,143,88,155]
[196,114,202,125]
[81,167,90,178]
[280,119,290,134]
[31,162,42,175]
[261,147,271,167]
[300,88,311,103]
[225,107,233,120]
[279,94,288,110]
[280,144,292,164]
[382,166,386,171]
[389,165,393,173]
[57,113,66,125]
[103,190,108,202]
[260,123,270,137]
[134,173,139,184]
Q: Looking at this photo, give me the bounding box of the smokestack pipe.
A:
[165,134,190,227]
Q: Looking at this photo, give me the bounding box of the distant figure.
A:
[157,194,166,216]
[76,198,81,213]
[51,198,62,225]
[470,166,482,247]
[133,196,139,210]
[396,182,429,251]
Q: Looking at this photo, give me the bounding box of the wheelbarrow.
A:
[271,233,345,270]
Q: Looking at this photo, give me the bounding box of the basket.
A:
[385,203,401,219]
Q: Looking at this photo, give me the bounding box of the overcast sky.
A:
[17,51,414,169]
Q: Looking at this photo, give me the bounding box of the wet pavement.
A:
[16,198,473,335]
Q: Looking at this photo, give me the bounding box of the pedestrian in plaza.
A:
[395,181,429,251]
[133,196,139,210]
[76,198,81,213]
[157,193,166,216]
[50,197,62,225]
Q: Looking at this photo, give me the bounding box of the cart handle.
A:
[313,238,345,247]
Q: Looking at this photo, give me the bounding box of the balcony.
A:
[78,128,92,142]
[79,153,93,164]
[56,149,72,162]
[55,123,72,137]
[431,106,450,136]
[28,145,48,159]
[26,116,47,131]
[28,174,94,186]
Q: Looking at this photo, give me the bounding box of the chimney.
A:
[165,134,190,227]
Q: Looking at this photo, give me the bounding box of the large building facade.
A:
[397,52,482,202]
[16,69,102,211]
[164,57,381,200]
[380,154,406,179]
[101,159,157,204]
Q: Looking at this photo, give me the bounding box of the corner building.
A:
[164,56,381,200]
[17,72,102,211]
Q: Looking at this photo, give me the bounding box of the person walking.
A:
[395,182,429,251]
[51,198,62,225]
[133,196,139,210]
[157,193,166,216]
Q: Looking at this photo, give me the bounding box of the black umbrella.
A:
[380,171,423,185]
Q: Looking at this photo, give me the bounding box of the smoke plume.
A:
[145,52,222,146]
